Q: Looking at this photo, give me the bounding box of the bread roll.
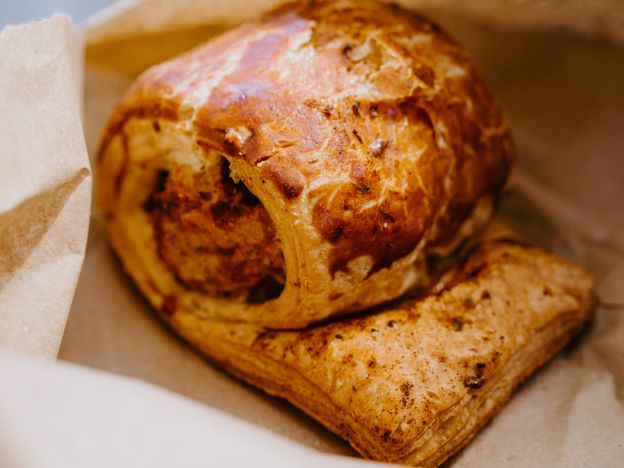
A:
[99,0,512,328]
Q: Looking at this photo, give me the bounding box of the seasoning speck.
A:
[369,138,389,158]
[463,375,484,389]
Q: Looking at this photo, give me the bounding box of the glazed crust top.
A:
[101,0,512,326]
[103,0,510,268]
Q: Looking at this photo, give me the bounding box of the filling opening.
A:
[144,156,285,303]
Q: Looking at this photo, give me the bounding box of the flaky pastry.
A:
[99,0,512,328]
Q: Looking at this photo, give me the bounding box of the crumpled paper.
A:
[0,15,91,358]
[0,349,386,468]
[1,1,623,466]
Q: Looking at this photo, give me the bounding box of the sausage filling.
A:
[149,158,285,303]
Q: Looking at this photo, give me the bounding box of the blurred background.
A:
[1,0,118,27]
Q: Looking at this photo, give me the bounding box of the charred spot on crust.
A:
[329,226,345,242]
[358,183,371,194]
[150,156,285,302]
[451,317,463,331]
[413,65,435,87]
[161,295,177,316]
[466,263,487,280]
[266,168,304,199]
[143,169,170,213]
[352,129,363,144]
[463,362,486,389]
[247,276,285,304]
[321,104,334,117]
[277,181,303,199]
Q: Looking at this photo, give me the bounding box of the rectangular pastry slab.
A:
[160,240,595,466]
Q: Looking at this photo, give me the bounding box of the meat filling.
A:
[150,158,286,302]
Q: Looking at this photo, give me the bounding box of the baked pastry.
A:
[140,238,595,466]
[99,1,594,465]
[99,0,512,328]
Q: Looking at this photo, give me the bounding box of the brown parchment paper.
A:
[0,16,91,358]
[1,1,622,466]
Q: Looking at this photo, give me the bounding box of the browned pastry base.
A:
[149,239,594,466]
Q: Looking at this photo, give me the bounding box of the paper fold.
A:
[0,16,91,358]
[0,349,386,468]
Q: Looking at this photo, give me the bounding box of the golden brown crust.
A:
[99,0,512,327]
[158,240,595,466]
